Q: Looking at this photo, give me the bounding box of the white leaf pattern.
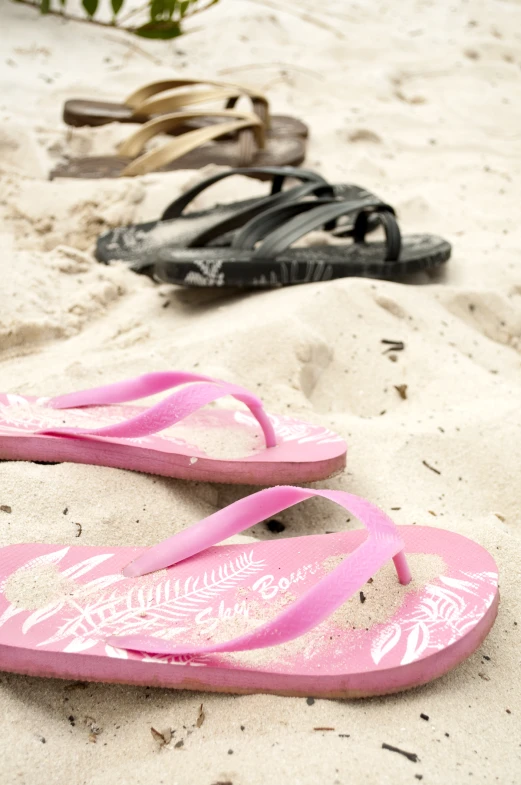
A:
[0,604,23,627]
[439,576,480,592]
[0,397,152,444]
[0,546,70,593]
[0,539,498,670]
[401,622,430,665]
[31,550,265,649]
[371,623,401,664]
[104,644,128,659]
[63,636,98,653]
[61,553,114,580]
[22,600,65,635]
[6,394,30,407]
[184,260,225,287]
[250,260,334,289]
[369,569,498,666]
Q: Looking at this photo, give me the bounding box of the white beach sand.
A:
[1,0,520,782]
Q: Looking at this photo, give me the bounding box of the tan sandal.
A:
[51,109,306,180]
[63,78,308,139]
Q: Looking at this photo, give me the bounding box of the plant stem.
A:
[12,0,219,34]
[14,0,128,31]
[117,2,149,24]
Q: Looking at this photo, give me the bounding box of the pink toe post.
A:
[0,372,346,483]
[0,486,498,697]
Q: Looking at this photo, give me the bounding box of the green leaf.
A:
[179,1,190,17]
[111,0,124,15]
[41,0,51,13]
[134,20,182,39]
[150,0,166,20]
[165,0,178,19]
[60,0,67,6]
[82,0,98,17]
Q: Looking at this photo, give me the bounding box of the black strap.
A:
[231,199,334,250]
[328,185,394,237]
[233,197,385,251]
[184,181,335,249]
[234,199,401,261]
[234,194,396,249]
[160,167,328,221]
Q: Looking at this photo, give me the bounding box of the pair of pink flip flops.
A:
[0,372,498,697]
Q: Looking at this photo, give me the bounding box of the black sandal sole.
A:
[153,235,452,289]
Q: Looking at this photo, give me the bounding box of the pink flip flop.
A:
[0,372,346,484]
[0,487,498,698]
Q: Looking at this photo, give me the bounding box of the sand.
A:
[0,0,520,782]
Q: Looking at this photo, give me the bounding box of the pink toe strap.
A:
[38,371,276,448]
[107,487,411,656]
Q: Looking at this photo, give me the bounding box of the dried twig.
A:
[422,460,441,475]
[314,726,335,731]
[381,339,405,354]
[382,743,419,763]
[151,726,172,746]
[196,704,205,728]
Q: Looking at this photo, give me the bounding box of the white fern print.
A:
[0,395,54,432]
[279,260,333,286]
[184,260,225,287]
[0,396,181,447]
[105,644,129,659]
[30,550,265,650]
[371,623,401,665]
[0,548,116,638]
[0,543,497,669]
[370,569,498,666]
[0,547,70,593]
[10,551,118,636]
[251,260,334,287]
[0,397,135,434]
[61,553,114,581]
[401,622,430,665]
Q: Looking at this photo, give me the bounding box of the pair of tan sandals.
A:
[52,78,308,180]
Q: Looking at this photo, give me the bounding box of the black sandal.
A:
[96,166,327,270]
[95,167,381,271]
[152,198,451,288]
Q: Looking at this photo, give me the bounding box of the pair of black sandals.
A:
[96,166,451,289]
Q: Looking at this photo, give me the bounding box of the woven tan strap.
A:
[123,79,270,127]
[118,110,265,177]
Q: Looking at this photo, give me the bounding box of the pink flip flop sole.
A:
[0,394,346,484]
[0,526,498,698]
